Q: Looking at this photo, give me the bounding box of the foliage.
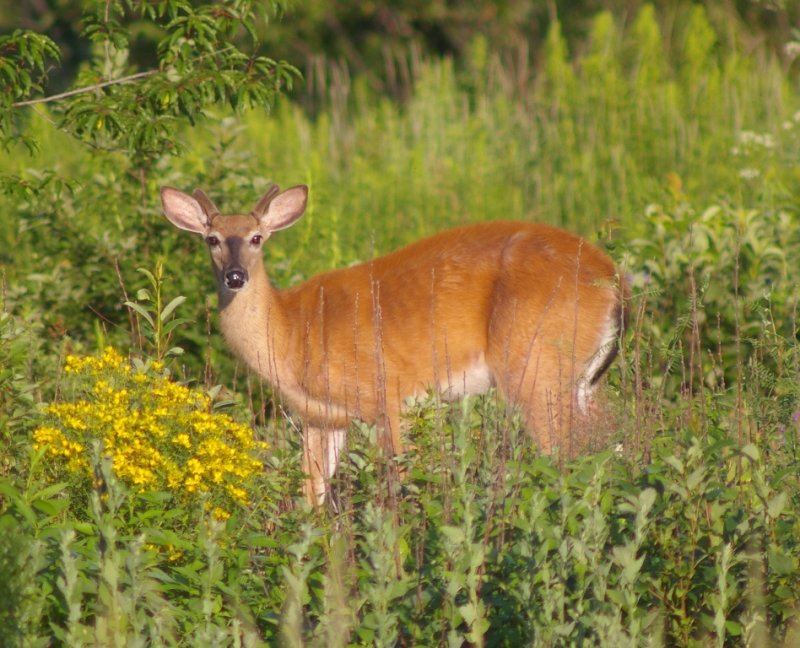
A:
[123,259,191,362]
[0,2,799,646]
[0,29,59,152]
[2,0,298,170]
[3,1,797,103]
[642,431,799,644]
[4,3,796,387]
[33,346,267,520]
[0,295,47,478]
[6,392,800,645]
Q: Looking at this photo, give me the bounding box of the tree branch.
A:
[11,47,239,109]
[12,70,159,108]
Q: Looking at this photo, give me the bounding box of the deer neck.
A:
[217,265,288,385]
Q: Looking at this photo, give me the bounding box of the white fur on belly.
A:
[438,356,493,400]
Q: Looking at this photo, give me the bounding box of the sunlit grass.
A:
[0,4,799,645]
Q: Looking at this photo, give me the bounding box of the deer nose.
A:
[225,268,248,289]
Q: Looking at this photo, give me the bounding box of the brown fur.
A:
[160,185,628,504]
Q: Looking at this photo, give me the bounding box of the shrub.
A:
[33,347,267,520]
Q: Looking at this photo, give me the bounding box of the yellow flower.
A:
[227,485,248,504]
[145,543,184,563]
[36,346,269,514]
[172,433,191,449]
[211,507,230,521]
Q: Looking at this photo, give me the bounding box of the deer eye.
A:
[250,234,263,246]
[206,235,220,247]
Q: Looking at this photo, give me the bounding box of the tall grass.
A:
[233,6,795,268]
[1,4,799,646]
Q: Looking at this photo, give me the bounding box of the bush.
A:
[33,346,267,521]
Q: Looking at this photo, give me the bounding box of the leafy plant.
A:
[123,260,190,362]
[4,1,298,170]
[1,3,799,646]
[33,346,267,520]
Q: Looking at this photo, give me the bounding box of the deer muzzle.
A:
[224,268,248,289]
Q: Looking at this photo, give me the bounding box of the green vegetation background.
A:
[1,1,799,645]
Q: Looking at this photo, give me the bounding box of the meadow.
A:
[1,4,800,646]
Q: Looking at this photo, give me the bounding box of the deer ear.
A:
[251,184,281,220]
[258,185,308,232]
[161,187,209,234]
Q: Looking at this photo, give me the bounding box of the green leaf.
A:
[0,486,36,527]
[31,481,70,501]
[767,546,794,575]
[135,287,152,301]
[32,496,69,517]
[459,602,478,625]
[124,300,155,327]
[440,525,466,545]
[162,317,192,336]
[664,455,684,473]
[766,492,786,519]
[160,295,186,321]
[686,466,706,492]
[739,444,759,461]
[639,487,657,516]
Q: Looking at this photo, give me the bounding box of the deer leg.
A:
[302,426,346,506]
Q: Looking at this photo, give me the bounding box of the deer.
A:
[160,183,627,505]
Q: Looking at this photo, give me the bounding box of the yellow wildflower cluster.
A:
[33,347,267,516]
[145,542,184,562]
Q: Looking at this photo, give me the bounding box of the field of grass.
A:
[1,5,800,646]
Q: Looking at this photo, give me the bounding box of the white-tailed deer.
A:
[161,184,627,504]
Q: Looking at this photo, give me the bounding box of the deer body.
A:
[161,185,626,504]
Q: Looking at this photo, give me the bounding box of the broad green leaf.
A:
[124,300,155,327]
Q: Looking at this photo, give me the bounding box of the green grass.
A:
[1,5,800,646]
